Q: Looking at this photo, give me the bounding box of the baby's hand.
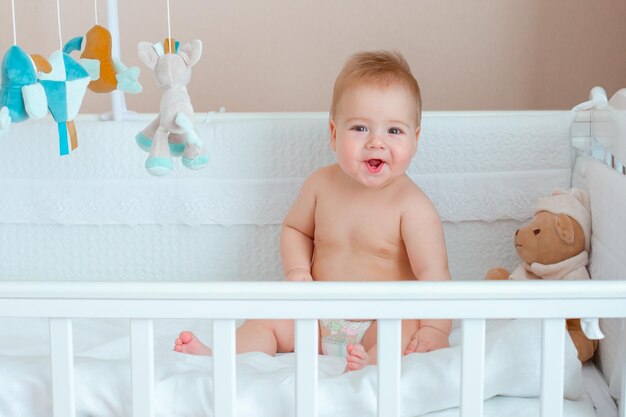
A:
[404,326,450,354]
[286,268,313,281]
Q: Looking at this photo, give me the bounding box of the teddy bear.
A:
[486,187,604,362]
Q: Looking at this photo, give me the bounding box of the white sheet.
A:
[0,318,595,417]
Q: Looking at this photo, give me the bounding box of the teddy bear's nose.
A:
[533,228,541,235]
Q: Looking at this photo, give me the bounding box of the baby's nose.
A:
[366,135,385,148]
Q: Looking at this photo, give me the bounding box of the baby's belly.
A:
[312,247,414,282]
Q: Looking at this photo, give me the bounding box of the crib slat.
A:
[541,318,565,417]
[377,319,401,417]
[461,319,486,417]
[213,319,236,417]
[296,319,318,417]
[131,319,155,417]
[49,318,76,417]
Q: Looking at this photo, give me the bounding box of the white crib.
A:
[0,88,625,417]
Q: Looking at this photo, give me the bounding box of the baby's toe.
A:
[179,331,193,344]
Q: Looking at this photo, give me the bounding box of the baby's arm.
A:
[401,191,452,353]
[280,174,318,281]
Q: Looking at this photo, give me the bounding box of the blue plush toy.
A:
[37,51,90,155]
[0,45,49,136]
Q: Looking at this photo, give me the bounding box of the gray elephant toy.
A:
[136,39,208,176]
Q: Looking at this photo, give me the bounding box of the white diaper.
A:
[319,319,373,358]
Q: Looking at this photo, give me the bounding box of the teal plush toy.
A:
[38,51,90,155]
[0,45,49,136]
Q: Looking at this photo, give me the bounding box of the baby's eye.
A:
[388,127,403,135]
[351,125,368,132]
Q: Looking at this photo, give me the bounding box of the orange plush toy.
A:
[486,187,604,362]
[64,25,142,94]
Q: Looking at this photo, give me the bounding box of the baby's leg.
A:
[348,319,419,370]
[235,319,296,355]
[174,319,297,356]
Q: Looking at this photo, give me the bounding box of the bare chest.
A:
[314,192,404,256]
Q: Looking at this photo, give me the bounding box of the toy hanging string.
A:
[56,0,63,51]
[11,0,17,45]
[166,0,172,53]
[94,0,99,25]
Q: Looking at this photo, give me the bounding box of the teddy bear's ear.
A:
[555,213,575,245]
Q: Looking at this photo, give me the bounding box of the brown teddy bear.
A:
[486,187,604,362]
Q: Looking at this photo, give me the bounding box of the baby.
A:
[175,50,452,371]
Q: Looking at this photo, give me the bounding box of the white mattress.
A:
[0,317,596,417]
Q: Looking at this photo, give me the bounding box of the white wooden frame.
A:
[1,280,625,417]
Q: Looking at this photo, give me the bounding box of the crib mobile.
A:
[0,0,208,174]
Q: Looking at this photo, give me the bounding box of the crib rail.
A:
[1,280,626,417]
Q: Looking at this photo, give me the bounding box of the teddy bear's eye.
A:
[533,229,541,235]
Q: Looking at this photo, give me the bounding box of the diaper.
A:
[319,319,373,358]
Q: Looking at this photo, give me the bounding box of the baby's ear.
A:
[329,119,337,151]
[138,42,159,70]
[178,40,202,68]
[555,214,575,245]
[414,126,421,150]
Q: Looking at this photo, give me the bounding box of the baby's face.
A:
[330,83,420,188]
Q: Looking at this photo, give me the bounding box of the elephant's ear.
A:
[178,40,202,68]
[138,42,159,70]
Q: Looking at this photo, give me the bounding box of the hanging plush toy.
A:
[34,0,92,156]
[38,52,90,156]
[0,2,49,136]
[63,25,142,95]
[136,38,208,176]
[0,46,50,136]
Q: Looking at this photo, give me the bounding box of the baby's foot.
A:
[345,343,370,372]
[174,331,212,356]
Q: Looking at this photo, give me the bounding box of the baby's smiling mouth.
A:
[365,159,384,173]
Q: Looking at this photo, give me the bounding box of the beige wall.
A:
[2,0,625,113]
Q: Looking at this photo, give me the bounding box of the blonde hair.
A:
[330,50,422,126]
